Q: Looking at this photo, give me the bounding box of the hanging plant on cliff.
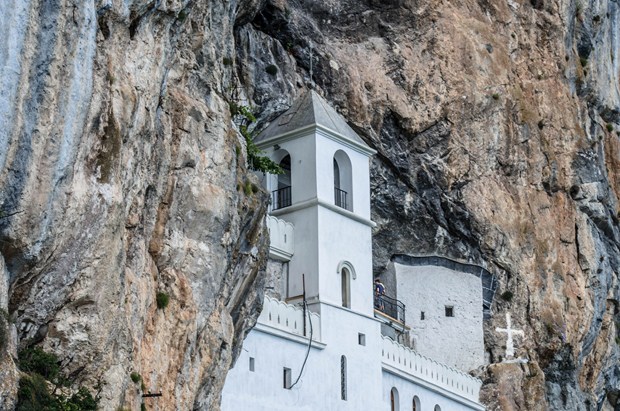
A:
[230,103,283,175]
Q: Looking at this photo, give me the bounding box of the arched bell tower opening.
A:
[333,150,353,211]
[272,151,292,210]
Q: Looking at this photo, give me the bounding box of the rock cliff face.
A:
[1,0,619,410]
[0,1,270,409]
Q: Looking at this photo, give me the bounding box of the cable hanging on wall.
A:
[290,274,313,389]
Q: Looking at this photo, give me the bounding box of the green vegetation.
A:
[230,104,283,175]
[156,292,170,310]
[606,123,614,132]
[580,57,588,67]
[177,9,188,22]
[243,181,259,196]
[223,57,233,66]
[575,1,583,17]
[17,374,57,411]
[18,347,60,381]
[500,291,514,302]
[244,181,253,196]
[16,347,98,410]
[265,64,278,76]
[141,403,147,411]
[130,372,142,384]
[492,93,500,100]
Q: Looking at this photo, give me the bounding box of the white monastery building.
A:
[221,91,488,411]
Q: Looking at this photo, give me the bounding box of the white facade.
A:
[266,216,295,261]
[221,91,485,411]
[393,263,485,372]
[222,298,483,411]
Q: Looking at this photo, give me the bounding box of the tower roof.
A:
[254,91,371,151]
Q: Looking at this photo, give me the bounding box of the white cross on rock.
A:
[495,312,526,362]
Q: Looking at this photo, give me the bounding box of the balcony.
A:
[266,216,294,261]
[272,186,292,210]
[334,187,348,210]
[375,293,405,324]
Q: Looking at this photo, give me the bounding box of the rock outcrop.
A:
[1,1,269,409]
[1,0,619,409]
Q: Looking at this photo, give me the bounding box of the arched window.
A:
[340,355,347,401]
[337,262,355,309]
[333,150,353,211]
[390,387,399,411]
[341,267,351,308]
[434,405,441,411]
[273,154,291,209]
[412,396,420,411]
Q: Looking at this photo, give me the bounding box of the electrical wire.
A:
[289,300,313,389]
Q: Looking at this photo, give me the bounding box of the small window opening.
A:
[341,267,351,308]
[445,306,454,317]
[420,311,425,320]
[358,333,366,346]
[283,367,292,389]
[249,357,255,372]
[341,355,347,401]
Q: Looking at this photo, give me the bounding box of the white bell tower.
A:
[255,91,376,316]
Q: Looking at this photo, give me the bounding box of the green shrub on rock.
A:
[156,292,170,310]
[18,347,60,381]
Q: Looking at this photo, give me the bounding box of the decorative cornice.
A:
[255,124,376,156]
[268,246,293,261]
[270,197,376,228]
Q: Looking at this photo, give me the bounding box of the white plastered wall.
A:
[394,263,484,372]
[221,304,384,411]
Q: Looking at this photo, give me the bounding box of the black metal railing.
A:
[272,186,292,210]
[374,294,405,324]
[334,187,348,210]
